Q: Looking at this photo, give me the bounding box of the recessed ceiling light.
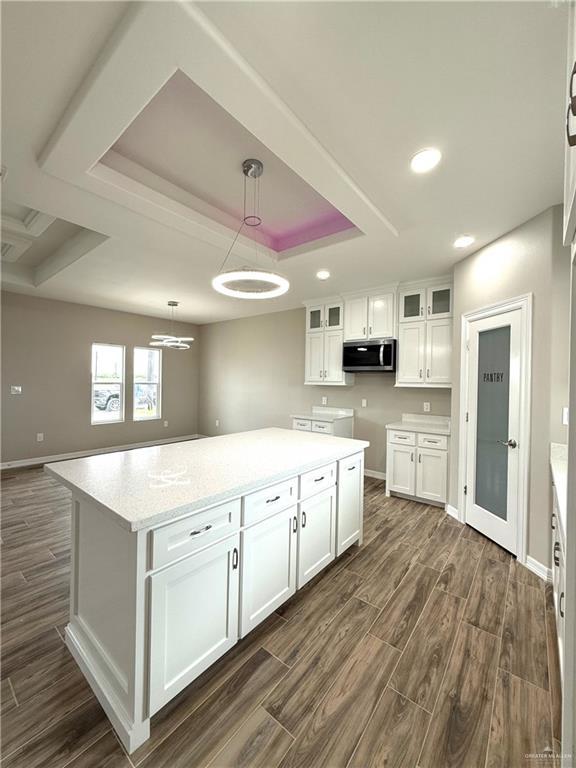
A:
[410,147,442,174]
[316,270,330,280]
[453,235,475,249]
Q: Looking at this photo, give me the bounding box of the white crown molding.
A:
[39,2,398,255]
[1,208,57,263]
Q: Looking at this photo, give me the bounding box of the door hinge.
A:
[464,485,468,495]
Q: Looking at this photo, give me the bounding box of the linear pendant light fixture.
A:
[150,301,194,349]
[212,159,289,300]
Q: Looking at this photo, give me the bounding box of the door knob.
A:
[498,439,517,449]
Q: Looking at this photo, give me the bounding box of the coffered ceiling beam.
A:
[34,229,108,286]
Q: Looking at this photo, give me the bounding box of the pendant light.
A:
[212,159,289,299]
[150,301,194,349]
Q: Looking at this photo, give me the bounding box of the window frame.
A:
[91,343,126,426]
[133,346,162,422]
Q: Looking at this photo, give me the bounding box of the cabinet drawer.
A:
[311,420,334,435]
[150,499,241,570]
[388,430,416,446]
[417,434,448,450]
[292,418,311,431]
[300,462,336,500]
[243,478,298,527]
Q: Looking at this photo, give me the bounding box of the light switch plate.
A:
[36,433,44,442]
[423,402,431,413]
[321,396,328,405]
[10,385,22,395]
[563,407,569,426]
[163,420,169,428]
[361,398,367,408]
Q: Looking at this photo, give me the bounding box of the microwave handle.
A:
[379,344,384,367]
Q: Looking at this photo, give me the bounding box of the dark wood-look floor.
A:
[0,470,562,768]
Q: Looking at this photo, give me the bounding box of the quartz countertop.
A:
[291,406,354,423]
[45,428,369,532]
[550,442,567,545]
[386,413,451,436]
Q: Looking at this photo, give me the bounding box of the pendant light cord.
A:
[217,168,261,275]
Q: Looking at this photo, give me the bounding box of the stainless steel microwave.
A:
[342,338,397,372]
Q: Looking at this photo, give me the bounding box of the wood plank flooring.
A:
[1,470,562,767]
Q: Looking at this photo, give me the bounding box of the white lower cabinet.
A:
[416,447,448,503]
[298,487,337,587]
[149,533,240,715]
[388,444,416,495]
[240,506,297,637]
[337,454,363,555]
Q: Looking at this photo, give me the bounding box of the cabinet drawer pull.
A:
[411,452,414,462]
[426,439,439,444]
[560,591,565,618]
[397,435,408,440]
[554,542,560,567]
[551,512,556,530]
[420,306,423,316]
[347,465,356,471]
[428,305,431,314]
[189,524,213,537]
[314,476,325,483]
[302,511,307,528]
[266,495,281,504]
[292,516,298,533]
[426,369,430,378]
[232,548,239,570]
[363,326,366,336]
[418,454,422,463]
[419,369,423,379]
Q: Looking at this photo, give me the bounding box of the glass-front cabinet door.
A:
[306,305,324,333]
[325,302,343,330]
[426,285,452,320]
[399,289,425,323]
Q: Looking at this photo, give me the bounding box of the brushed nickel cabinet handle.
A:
[419,369,423,379]
[418,454,422,463]
[302,511,307,528]
[560,591,565,618]
[314,476,325,483]
[427,369,430,378]
[266,495,281,504]
[293,516,298,533]
[411,452,414,462]
[190,524,213,537]
[554,542,560,567]
[347,465,356,471]
[232,548,239,570]
[551,512,556,530]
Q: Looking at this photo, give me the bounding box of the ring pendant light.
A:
[150,301,195,349]
[212,159,290,300]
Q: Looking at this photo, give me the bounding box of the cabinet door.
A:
[397,322,426,384]
[368,294,395,338]
[325,302,344,330]
[425,319,452,385]
[305,332,324,383]
[306,305,324,333]
[399,289,425,323]
[337,453,363,555]
[149,534,239,715]
[324,329,344,383]
[344,297,368,341]
[240,507,297,637]
[426,285,452,320]
[388,444,416,495]
[416,448,447,503]
[298,487,336,587]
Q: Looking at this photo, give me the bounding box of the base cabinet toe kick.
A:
[61,451,364,753]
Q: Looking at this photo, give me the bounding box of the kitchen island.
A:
[46,428,368,753]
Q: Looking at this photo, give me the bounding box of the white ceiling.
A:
[0,1,568,324]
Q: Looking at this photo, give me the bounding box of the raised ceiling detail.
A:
[101,70,356,255]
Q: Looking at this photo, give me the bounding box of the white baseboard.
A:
[525,555,552,582]
[1,434,203,470]
[365,469,386,480]
[445,504,460,521]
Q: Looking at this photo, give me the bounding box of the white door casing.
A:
[458,295,532,561]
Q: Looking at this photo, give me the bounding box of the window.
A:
[91,344,125,424]
[133,347,161,421]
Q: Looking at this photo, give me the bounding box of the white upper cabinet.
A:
[399,289,425,323]
[425,319,452,385]
[305,332,324,383]
[324,302,343,330]
[304,298,352,386]
[426,285,452,320]
[344,292,395,341]
[344,296,368,341]
[324,330,345,383]
[306,304,324,333]
[306,301,343,332]
[398,322,426,384]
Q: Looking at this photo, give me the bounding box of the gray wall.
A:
[197,307,451,474]
[550,208,571,445]
[1,293,200,462]
[449,205,569,566]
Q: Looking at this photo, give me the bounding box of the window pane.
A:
[134,348,160,383]
[134,384,159,420]
[92,344,123,382]
[92,384,123,423]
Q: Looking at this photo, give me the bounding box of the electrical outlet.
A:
[423,402,431,413]
[10,385,22,395]
[563,407,569,426]
[163,420,169,428]
[215,419,220,428]
[321,396,328,406]
[36,433,44,442]
[361,398,367,408]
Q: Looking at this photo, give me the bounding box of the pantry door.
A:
[463,299,531,556]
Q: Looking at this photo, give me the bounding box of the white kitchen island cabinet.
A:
[46,428,367,754]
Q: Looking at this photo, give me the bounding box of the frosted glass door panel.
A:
[475,326,510,520]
